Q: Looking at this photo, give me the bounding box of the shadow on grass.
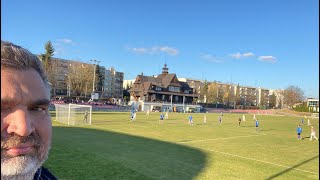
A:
[45,126,207,180]
[265,155,319,180]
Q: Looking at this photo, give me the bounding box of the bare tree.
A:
[231,84,241,106]
[66,63,94,97]
[221,84,231,107]
[199,80,208,103]
[206,82,218,104]
[283,85,304,109]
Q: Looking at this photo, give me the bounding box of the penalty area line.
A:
[178,134,265,144]
[202,148,319,175]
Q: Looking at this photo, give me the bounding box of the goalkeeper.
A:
[84,110,89,123]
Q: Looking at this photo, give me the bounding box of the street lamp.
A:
[65,74,71,97]
[90,59,100,93]
[216,86,219,108]
[81,64,88,100]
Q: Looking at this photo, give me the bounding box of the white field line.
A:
[93,121,151,129]
[214,149,318,175]
[178,134,265,144]
[89,123,153,135]
[89,124,135,135]
[197,147,319,175]
[233,129,267,135]
[86,125,318,175]
[128,123,150,128]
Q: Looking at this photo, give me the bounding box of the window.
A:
[156,86,161,91]
[169,86,180,92]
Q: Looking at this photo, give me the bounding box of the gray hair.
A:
[1,41,50,91]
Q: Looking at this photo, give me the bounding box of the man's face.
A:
[1,69,52,177]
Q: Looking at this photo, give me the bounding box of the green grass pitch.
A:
[45,112,319,179]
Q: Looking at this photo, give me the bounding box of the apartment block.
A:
[45,57,124,101]
[102,67,124,101]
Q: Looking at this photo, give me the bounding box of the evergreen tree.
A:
[95,65,104,92]
[39,41,55,73]
[38,41,56,97]
[269,92,277,108]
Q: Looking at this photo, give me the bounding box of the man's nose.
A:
[7,108,34,136]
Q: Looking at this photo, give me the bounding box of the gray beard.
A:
[1,144,50,179]
[1,171,35,180]
[1,133,51,179]
[1,155,44,180]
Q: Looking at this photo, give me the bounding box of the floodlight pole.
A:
[65,74,71,97]
[216,87,218,108]
[90,59,100,93]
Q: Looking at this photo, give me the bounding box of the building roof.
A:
[129,64,193,95]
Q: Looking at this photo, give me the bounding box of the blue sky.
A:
[2,0,319,98]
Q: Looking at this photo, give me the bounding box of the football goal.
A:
[54,104,92,125]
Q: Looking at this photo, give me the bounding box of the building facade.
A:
[49,57,93,97]
[45,57,124,102]
[307,98,319,112]
[128,64,200,112]
[178,78,204,102]
[101,67,124,103]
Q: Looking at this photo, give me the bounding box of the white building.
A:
[123,79,135,90]
[306,98,319,112]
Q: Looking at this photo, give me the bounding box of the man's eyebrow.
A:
[1,98,51,106]
[27,99,51,106]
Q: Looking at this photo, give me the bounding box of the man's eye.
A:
[29,107,46,111]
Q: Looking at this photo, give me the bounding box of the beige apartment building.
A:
[169,77,282,109]
[47,57,124,101]
[101,67,124,103]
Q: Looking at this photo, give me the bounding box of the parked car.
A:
[188,108,197,113]
[152,106,162,112]
[200,107,207,113]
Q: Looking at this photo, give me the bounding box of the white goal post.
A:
[54,104,92,125]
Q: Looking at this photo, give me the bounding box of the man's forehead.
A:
[1,69,50,103]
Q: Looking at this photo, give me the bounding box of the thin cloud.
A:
[243,52,255,57]
[230,52,255,59]
[159,46,179,55]
[53,47,64,55]
[230,52,242,59]
[258,56,277,63]
[52,38,77,56]
[128,46,179,56]
[200,53,223,63]
[56,38,75,45]
[131,47,148,54]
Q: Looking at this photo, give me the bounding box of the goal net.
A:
[54,104,92,125]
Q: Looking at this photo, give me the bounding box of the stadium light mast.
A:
[65,74,71,97]
[216,85,219,108]
[90,59,100,93]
